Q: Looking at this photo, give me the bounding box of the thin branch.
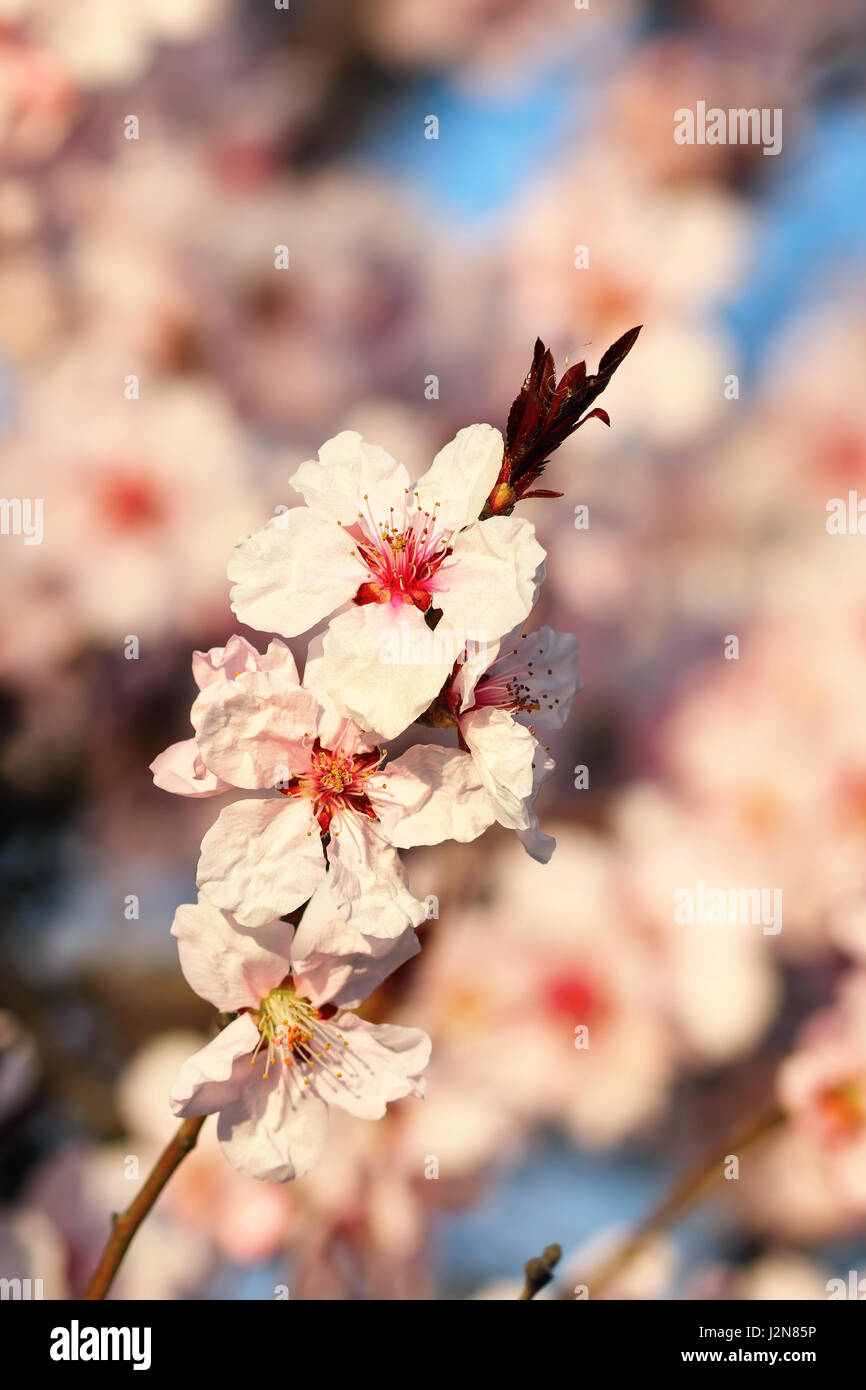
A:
[571,1102,785,1299]
[84,1114,207,1300]
[519,1242,563,1300]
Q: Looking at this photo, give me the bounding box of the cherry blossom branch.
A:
[571,1102,785,1299]
[84,1115,207,1300]
[519,1242,563,1299]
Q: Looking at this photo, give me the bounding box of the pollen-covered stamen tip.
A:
[473,647,543,716]
[252,986,352,1083]
[281,738,385,833]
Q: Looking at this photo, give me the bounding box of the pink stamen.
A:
[350,492,452,611]
[281,737,383,833]
[472,642,546,716]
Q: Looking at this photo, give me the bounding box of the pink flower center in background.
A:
[814,430,866,488]
[282,737,382,834]
[815,1078,865,1141]
[840,772,866,829]
[95,468,166,532]
[542,970,608,1025]
[348,492,451,611]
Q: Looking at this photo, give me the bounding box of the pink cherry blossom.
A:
[152,635,495,936]
[228,426,546,738]
[435,624,580,861]
[404,827,675,1147]
[169,896,431,1182]
[778,970,866,1209]
[150,635,296,798]
[9,0,231,90]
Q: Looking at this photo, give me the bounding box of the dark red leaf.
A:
[485,326,641,515]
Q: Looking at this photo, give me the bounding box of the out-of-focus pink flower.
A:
[737,1126,859,1242]
[6,0,232,89]
[659,607,866,954]
[3,363,261,644]
[615,786,779,1062]
[359,0,636,91]
[0,1206,68,1300]
[405,826,675,1147]
[779,971,866,1210]
[0,27,76,161]
[504,157,748,445]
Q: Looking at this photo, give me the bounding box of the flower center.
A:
[95,468,166,532]
[542,970,608,1024]
[252,985,347,1083]
[817,1078,865,1139]
[282,737,382,834]
[347,492,452,611]
[474,664,541,715]
[471,639,558,718]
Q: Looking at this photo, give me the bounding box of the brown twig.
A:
[571,1102,785,1299]
[84,1115,207,1300]
[519,1242,563,1299]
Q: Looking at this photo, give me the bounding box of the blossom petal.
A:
[414,423,504,531]
[315,603,459,739]
[197,796,326,928]
[326,812,398,908]
[434,516,545,643]
[292,881,422,1009]
[294,928,421,1012]
[459,706,536,830]
[150,738,228,798]
[452,635,501,714]
[520,626,582,729]
[517,751,557,863]
[302,647,380,754]
[217,1067,330,1182]
[192,669,319,790]
[290,430,410,524]
[170,1015,260,1118]
[192,635,297,690]
[171,897,294,1012]
[312,1015,430,1119]
[321,825,426,938]
[228,510,361,638]
[375,744,497,847]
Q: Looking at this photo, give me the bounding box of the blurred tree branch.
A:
[570,1102,785,1299]
[519,1242,562,1300]
[84,1114,206,1300]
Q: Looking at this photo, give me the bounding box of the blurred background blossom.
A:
[1,0,866,1300]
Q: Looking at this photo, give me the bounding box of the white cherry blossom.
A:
[437,624,580,861]
[152,636,495,932]
[169,897,430,1183]
[228,426,546,738]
